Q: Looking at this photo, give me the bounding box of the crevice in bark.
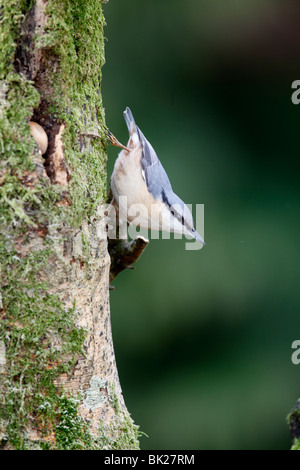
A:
[14,1,70,187]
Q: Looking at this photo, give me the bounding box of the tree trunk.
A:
[0,0,140,450]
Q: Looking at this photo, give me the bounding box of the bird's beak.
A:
[191,229,206,245]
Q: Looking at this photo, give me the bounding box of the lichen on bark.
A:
[0,0,140,450]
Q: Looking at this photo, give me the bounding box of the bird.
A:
[107,107,205,245]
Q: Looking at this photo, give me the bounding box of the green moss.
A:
[96,382,144,450]
[0,3,58,232]
[109,381,122,416]
[0,0,33,79]
[0,0,41,180]
[0,75,43,229]
[0,237,87,449]
[96,414,141,451]
[291,438,300,451]
[54,395,93,450]
[50,382,143,450]
[81,231,90,259]
[35,0,108,226]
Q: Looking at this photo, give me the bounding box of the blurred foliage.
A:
[102,0,300,449]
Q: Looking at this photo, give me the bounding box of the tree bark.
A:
[0,0,140,450]
[288,400,300,450]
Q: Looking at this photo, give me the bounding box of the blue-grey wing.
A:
[136,125,173,199]
[135,119,195,232]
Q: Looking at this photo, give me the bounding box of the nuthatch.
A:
[108,107,205,244]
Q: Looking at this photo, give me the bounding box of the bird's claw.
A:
[105,127,130,152]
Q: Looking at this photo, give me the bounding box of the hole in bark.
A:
[30,109,67,184]
[13,4,70,186]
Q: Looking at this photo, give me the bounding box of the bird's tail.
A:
[123,107,137,135]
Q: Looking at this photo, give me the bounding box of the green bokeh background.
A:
[102,0,300,449]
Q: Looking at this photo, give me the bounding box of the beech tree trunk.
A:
[0,0,140,450]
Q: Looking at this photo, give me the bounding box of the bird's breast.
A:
[111,148,158,226]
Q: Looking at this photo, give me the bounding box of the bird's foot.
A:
[105,128,130,152]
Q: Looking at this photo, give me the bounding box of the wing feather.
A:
[136,125,172,199]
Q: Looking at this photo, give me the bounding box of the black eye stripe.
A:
[161,190,186,226]
[161,189,169,206]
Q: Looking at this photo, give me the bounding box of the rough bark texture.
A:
[0,0,140,450]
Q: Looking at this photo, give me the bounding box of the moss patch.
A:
[97,382,143,450]
[0,238,87,449]
[1,0,107,231]
[48,383,143,450]
[35,0,108,226]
